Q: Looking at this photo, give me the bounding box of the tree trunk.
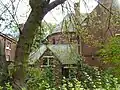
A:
[12,0,66,89]
[13,8,44,89]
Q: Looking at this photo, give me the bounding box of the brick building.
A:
[0,32,17,62]
[29,0,119,86]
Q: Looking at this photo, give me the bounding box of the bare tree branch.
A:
[44,0,66,15]
[104,0,113,37]
[0,0,22,34]
[95,0,113,15]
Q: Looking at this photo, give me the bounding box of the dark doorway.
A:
[62,67,69,78]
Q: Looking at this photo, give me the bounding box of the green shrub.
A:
[0,82,13,90]
[99,36,120,78]
[26,67,55,90]
[26,65,120,90]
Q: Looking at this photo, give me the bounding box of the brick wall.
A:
[47,32,78,44]
[0,33,17,62]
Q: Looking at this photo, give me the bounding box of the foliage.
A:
[0,82,12,90]
[0,86,3,90]
[73,7,120,48]
[0,82,27,90]
[26,55,120,90]
[61,76,119,90]
[75,55,119,90]
[0,0,120,89]
[5,82,13,90]
[31,22,55,51]
[110,10,120,34]
[26,67,119,90]
[0,41,8,85]
[99,36,120,77]
[26,67,55,90]
[0,76,119,90]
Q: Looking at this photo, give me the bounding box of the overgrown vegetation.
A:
[26,64,120,89]
[25,56,120,90]
[1,56,120,90]
[99,36,120,78]
[0,0,120,89]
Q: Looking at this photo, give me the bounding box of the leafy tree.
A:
[0,0,120,89]
[11,0,67,89]
[0,0,66,89]
[99,36,120,78]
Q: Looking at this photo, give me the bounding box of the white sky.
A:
[0,0,98,33]
[1,0,120,25]
[15,0,98,24]
[1,0,120,24]
[1,0,120,34]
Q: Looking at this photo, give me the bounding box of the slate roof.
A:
[29,44,80,64]
[29,45,47,64]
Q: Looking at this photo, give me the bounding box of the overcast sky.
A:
[1,0,120,34]
[0,0,99,33]
[1,0,120,24]
[15,0,98,24]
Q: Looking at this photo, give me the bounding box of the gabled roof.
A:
[48,44,79,64]
[29,45,47,64]
[29,44,80,64]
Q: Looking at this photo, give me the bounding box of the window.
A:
[6,42,11,50]
[115,33,120,36]
[62,65,77,78]
[41,56,55,67]
[92,55,95,60]
[43,58,48,65]
[6,55,10,61]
